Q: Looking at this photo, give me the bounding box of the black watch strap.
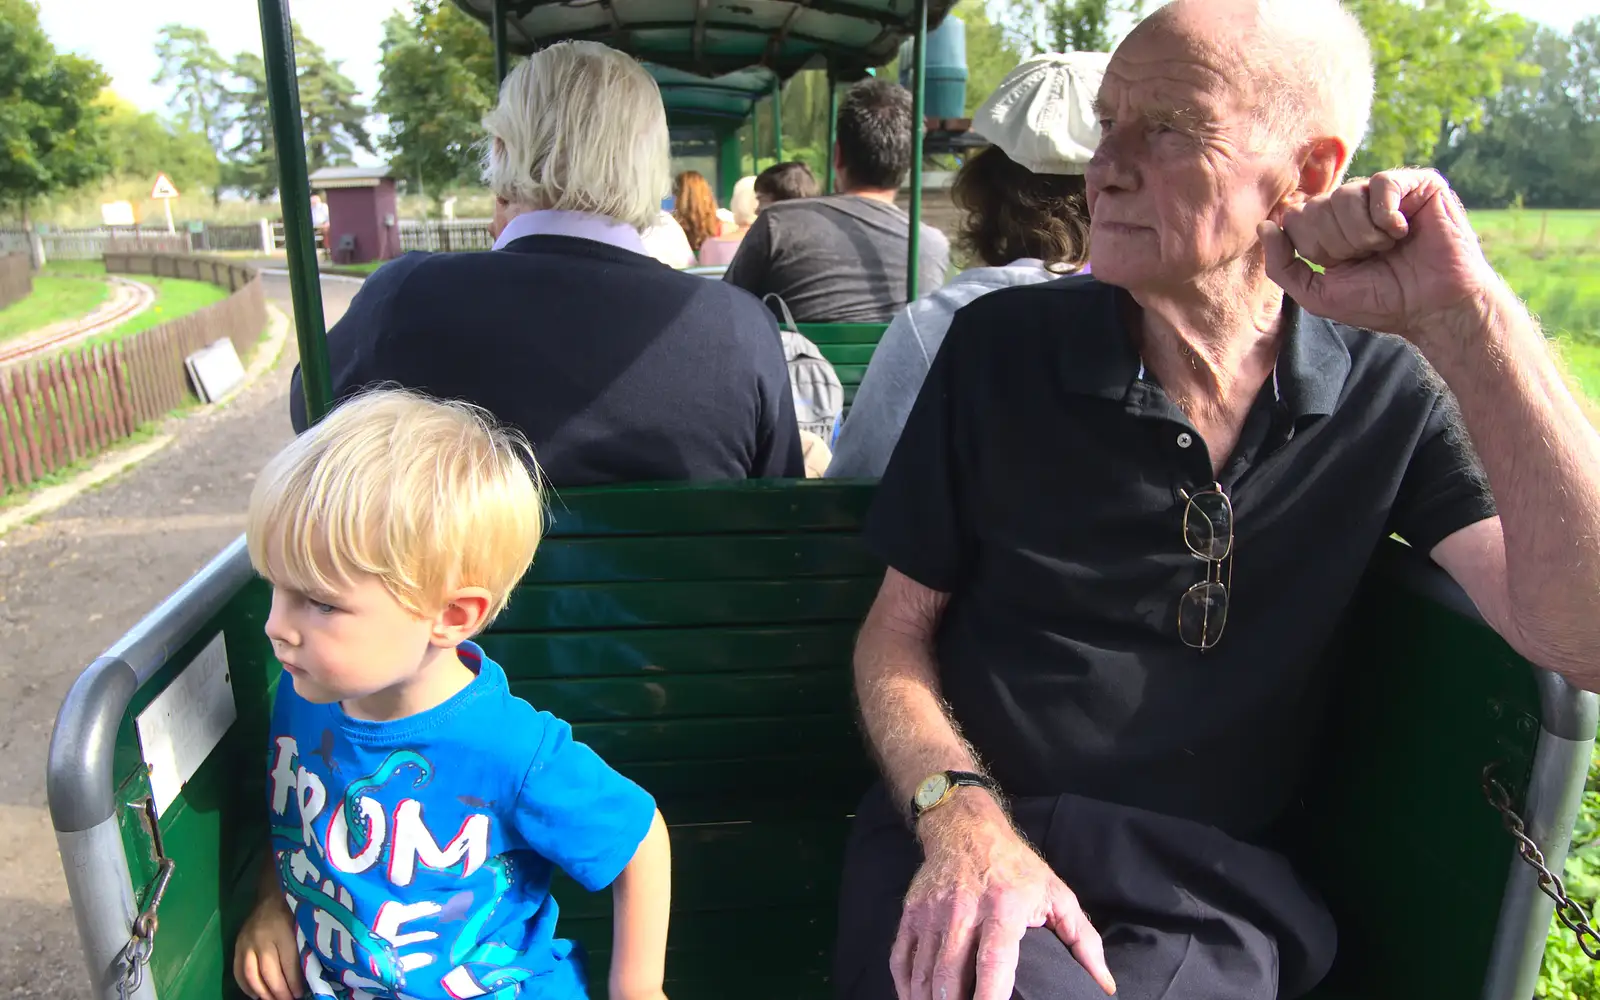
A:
[948,770,996,791]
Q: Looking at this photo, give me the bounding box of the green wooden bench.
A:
[48,480,1594,1000]
[796,323,888,410]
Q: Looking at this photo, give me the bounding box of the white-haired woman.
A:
[290,41,804,485]
[697,175,760,266]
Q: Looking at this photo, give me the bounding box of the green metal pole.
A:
[492,0,509,87]
[907,0,927,302]
[772,77,784,162]
[257,0,331,426]
[752,104,763,173]
[826,79,839,194]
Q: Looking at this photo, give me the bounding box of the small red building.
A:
[308,166,401,264]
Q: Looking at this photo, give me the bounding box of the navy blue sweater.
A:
[289,235,805,485]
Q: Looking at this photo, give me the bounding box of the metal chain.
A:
[113,857,174,1000]
[1482,764,1600,960]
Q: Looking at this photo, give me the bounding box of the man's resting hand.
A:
[892,800,1116,1000]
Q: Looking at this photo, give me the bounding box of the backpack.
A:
[765,294,845,440]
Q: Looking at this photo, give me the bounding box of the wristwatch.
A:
[910,770,1000,820]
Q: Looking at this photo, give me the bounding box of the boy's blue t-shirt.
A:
[266,641,655,1000]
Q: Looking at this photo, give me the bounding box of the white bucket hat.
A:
[972,51,1111,176]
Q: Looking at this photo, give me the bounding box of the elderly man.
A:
[832,1,1600,999]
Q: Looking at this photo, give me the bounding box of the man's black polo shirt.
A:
[865,275,1496,836]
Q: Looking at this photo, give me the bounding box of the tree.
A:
[1434,19,1600,208]
[998,0,1145,55]
[1349,0,1525,176]
[959,0,1025,115]
[376,1,497,204]
[0,0,112,266]
[97,91,220,195]
[224,52,278,199]
[295,28,374,172]
[152,25,229,150]
[155,20,372,200]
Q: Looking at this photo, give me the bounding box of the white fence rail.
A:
[0,224,277,261]
[269,219,494,255]
[0,228,183,261]
[398,219,494,253]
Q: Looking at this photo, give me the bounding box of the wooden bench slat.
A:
[527,534,879,582]
[832,363,869,387]
[817,343,878,365]
[480,624,857,679]
[794,322,890,345]
[568,905,838,985]
[575,713,859,763]
[513,670,853,721]
[544,481,873,536]
[495,578,881,630]
[611,756,873,800]
[554,819,852,919]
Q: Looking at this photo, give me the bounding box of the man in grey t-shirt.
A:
[724,79,950,324]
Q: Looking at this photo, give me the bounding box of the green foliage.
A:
[376,1,498,203]
[959,0,1026,116]
[296,30,373,173]
[1436,19,1600,209]
[224,52,276,200]
[151,24,229,154]
[96,92,219,195]
[0,0,112,210]
[1349,0,1525,176]
[997,0,1144,54]
[148,20,370,201]
[1538,750,1600,999]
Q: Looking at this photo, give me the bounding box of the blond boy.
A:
[234,390,670,1000]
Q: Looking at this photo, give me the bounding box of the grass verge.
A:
[0,270,110,343]
[42,261,232,346]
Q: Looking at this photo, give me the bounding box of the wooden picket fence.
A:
[0,254,30,312]
[0,255,267,496]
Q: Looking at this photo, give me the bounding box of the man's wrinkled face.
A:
[1086,17,1297,293]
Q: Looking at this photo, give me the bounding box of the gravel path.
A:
[0,273,359,998]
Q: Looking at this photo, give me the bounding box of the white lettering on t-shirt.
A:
[269,737,299,815]
[373,899,442,974]
[387,801,489,886]
[325,797,387,874]
[295,767,327,850]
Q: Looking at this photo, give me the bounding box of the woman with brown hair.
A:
[672,170,721,254]
[827,51,1105,478]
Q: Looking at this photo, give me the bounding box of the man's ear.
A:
[430,587,494,646]
[1299,136,1347,200]
[1272,136,1347,222]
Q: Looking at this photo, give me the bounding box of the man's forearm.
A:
[856,620,977,806]
[1418,282,1600,672]
[853,573,1009,838]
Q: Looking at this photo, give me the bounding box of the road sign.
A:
[151,173,180,199]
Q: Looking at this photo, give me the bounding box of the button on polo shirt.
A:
[865,276,1496,836]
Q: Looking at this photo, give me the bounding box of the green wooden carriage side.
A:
[48,481,1597,1000]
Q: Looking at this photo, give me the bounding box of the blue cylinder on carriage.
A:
[898,14,968,120]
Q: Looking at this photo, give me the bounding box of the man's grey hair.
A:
[1251,0,1375,176]
[1141,0,1374,177]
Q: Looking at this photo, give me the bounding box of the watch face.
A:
[914,773,952,810]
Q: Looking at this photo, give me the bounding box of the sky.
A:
[34,0,1600,164]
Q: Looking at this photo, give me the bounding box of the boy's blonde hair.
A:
[247,389,543,624]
